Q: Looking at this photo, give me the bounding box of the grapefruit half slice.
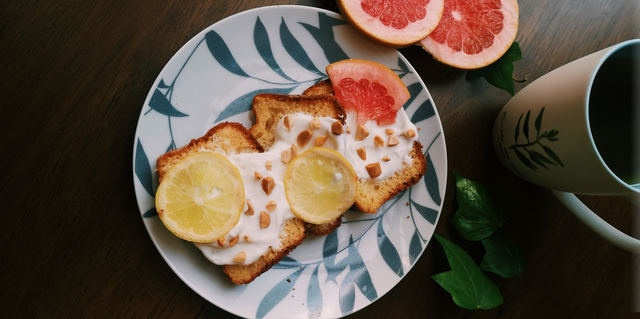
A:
[420,0,519,69]
[326,59,410,125]
[336,0,445,48]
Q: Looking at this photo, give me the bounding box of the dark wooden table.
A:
[3,0,639,318]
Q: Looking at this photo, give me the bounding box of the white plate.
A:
[133,5,447,318]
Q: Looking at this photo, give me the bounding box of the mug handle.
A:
[551,190,640,253]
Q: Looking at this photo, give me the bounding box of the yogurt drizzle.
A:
[195,109,419,265]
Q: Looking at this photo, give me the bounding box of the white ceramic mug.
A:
[493,39,640,252]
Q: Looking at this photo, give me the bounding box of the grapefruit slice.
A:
[326,59,410,125]
[336,0,445,48]
[420,0,519,69]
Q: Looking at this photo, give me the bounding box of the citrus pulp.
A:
[419,0,519,69]
[336,0,445,47]
[155,151,244,243]
[284,147,357,224]
[326,59,410,125]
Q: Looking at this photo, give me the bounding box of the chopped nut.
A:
[388,134,399,147]
[290,144,299,158]
[229,235,239,248]
[217,237,226,247]
[382,155,391,162]
[265,160,272,171]
[373,135,385,147]
[245,199,255,215]
[365,162,382,178]
[406,129,416,138]
[283,115,295,131]
[346,126,351,134]
[243,235,253,243]
[260,211,271,228]
[266,200,277,212]
[297,129,313,147]
[233,251,246,263]
[356,147,367,160]
[385,129,395,135]
[355,124,369,141]
[281,149,292,163]
[261,177,275,195]
[310,117,321,129]
[315,135,327,147]
[417,127,421,131]
[331,121,343,135]
[254,171,263,180]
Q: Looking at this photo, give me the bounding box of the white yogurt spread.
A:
[194,109,419,265]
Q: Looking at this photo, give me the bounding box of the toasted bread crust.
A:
[354,140,427,214]
[249,93,346,150]
[306,215,343,236]
[302,79,334,96]
[222,218,308,284]
[157,122,263,182]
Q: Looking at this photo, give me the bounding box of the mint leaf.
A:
[449,171,514,241]
[431,235,503,310]
[479,231,525,278]
[466,41,522,95]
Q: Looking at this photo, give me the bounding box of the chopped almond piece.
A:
[281,149,292,163]
[406,129,416,138]
[245,199,255,215]
[385,129,395,135]
[315,135,327,147]
[266,200,277,212]
[388,135,399,147]
[283,115,295,131]
[373,135,385,147]
[382,155,391,162]
[346,126,351,134]
[217,237,226,247]
[355,124,369,141]
[260,211,271,228]
[331,121,343,135]
[233,251,246,263]
[365,162,382,178]
[261,177,275,195]
[243,235,252,243]
[265,160,272,171]
[297,129,313,147]
[229,235,239,248]
[356,147,367,160]
[290,144,299,158]
[310,117,321,129]
[254,171,262,180]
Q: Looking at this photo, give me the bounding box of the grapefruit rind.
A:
[419,0,519,69]
[336,0,445,48]
[326,59,410,111]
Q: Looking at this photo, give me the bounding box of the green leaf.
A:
[466,41,522,95]
[479,231,525,278]
[449,172,514,241]
[431,235,504,310]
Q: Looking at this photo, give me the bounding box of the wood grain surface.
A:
[2,0,639,318]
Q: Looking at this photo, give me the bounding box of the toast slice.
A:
[249,93,346,150]
[249,93,347,235]
[304,80,428,214]
[156,122,308,284]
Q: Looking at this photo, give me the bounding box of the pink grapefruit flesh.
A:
[420,0,518,69]
[336,0,445,48]
[326,59,410,125]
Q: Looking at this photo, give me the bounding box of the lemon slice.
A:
[155,151,244,242]
[284,147,357,224]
